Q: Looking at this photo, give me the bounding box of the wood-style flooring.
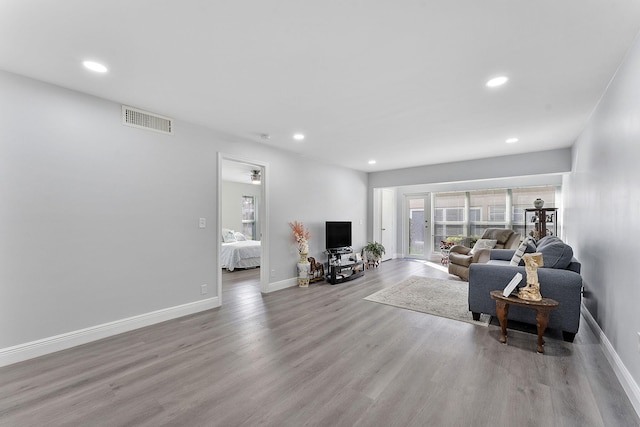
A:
[1,259,638,426]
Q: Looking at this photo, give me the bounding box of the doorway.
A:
[372,188,395,261]
[218,155,268,303]
[404,193,431,259]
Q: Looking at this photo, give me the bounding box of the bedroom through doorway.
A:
[220,157,265,303]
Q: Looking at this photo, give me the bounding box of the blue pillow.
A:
[539,240,573,269]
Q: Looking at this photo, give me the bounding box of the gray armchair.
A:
[448,228,521,281]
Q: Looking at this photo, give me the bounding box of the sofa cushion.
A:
[486,260,512,267]
[538,238,574,269]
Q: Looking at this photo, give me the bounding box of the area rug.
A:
[364,276,491,326]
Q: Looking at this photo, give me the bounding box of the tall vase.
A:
[297,253,310,287]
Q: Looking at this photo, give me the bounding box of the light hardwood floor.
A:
[1,260,638,426]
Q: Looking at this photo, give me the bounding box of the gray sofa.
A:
[468,236,582,342]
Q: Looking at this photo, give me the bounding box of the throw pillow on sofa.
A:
[470,238,497,253]
[537,237,574,269]
[510,236,535,266]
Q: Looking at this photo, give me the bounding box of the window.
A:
[488,206,506,221]
[469,207,482,222]
[434,192,466,249]
[432,185,558,252]
[408,198,425,255]
[435,207,465,222]
[241,196,256,239]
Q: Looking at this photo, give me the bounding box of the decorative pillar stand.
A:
[297,253,310,287]
[440,249,450,266]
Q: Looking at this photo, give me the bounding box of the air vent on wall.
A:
[122,105,173,135]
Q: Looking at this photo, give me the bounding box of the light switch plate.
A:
[199,218,206,228]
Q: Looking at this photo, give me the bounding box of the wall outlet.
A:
[270,269,276,278]
[201,284,207,295]
[199,218,206,228]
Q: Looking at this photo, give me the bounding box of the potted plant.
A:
[364,241,386,265]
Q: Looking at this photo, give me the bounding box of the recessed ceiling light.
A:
[368,160,377,165]
[486,76,508,87]
[83,61,108,73]
[293,133,305,141]
[505,137,519,143]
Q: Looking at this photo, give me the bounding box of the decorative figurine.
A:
[307,257,325,283]
[518,252,544,301]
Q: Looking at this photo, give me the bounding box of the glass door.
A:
[406,194,431,258]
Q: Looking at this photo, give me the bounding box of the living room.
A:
[2,1,640,425]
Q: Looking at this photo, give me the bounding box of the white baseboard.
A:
[0,297,220,368]
[263,277,298,293]
[582,304,640,418]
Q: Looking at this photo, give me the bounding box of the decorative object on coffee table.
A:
[534,198,545,208]
[518,252,544,301]
[490,290,559,353]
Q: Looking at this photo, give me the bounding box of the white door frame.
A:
[217,153,270,300]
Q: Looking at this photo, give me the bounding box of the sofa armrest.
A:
[450,245,471,256]
[490,249,515,261]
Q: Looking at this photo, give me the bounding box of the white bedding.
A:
[221,240,261,271]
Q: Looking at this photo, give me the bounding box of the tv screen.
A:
[325,221,352,249]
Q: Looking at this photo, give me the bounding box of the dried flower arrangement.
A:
[289,221,311,254]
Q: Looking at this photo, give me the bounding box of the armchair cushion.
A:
[482,228,515,249]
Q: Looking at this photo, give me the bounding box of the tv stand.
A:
[326,248,364,285]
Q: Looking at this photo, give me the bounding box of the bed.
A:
[221,229,261,271]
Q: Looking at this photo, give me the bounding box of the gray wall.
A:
[368,148,572,190]
[564,33,640,392]
[0,70,367,349]
[221,181,261,238]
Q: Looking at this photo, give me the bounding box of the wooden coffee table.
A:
[489,290,559,353]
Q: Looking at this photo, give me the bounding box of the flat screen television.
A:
[325,221,352,249]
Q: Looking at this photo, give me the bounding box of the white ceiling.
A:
[2,1,639,172]
[221,159,261,184]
